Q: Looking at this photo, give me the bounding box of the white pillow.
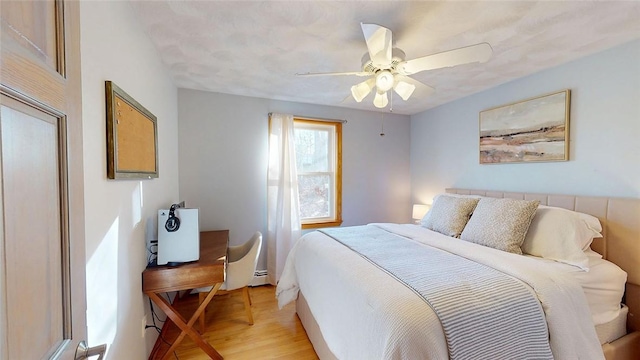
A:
[521,205,603,270]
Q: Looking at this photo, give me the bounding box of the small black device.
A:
[164,203,181,232]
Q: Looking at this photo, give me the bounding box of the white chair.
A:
[193,231,262,333]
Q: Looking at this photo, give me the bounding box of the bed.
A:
[276,189,640,360]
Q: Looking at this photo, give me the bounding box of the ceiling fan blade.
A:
[351,78,376,102]
[361,23,392,68]
[395,75,435,98]
[340,94,356,104]
[296,71,372,77]
[397,42,493,75]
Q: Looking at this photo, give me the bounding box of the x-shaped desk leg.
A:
[148,283,223,360]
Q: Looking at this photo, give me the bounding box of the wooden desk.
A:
[143,230,228,360]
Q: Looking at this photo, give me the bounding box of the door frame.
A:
[0,0,87,358]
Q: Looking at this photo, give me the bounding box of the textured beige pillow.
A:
[460,198,540,254]
[421,195,480,237]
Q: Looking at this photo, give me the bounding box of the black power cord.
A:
[146,295,179,359]
[147,240,158,267]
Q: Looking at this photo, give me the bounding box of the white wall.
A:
[80,2,179,358]
[411,39,640,204]
[178,89,412,270]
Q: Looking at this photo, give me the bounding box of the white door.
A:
[0,1,96,359]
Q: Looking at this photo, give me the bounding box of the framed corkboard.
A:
[106,81,159,179]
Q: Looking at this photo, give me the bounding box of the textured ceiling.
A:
[129,1,640,115]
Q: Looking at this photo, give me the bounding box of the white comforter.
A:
[277,224,604,360]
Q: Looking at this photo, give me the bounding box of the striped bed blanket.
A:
[320,226,552,360]
[277,223,604,360]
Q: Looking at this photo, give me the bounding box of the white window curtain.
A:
[267,113,301,285]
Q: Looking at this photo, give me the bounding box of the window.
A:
[294,119,342,228]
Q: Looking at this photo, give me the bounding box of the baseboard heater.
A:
[250,270,268,287]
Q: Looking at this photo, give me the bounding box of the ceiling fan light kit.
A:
[393,79,415,101]
[373,91,389,108]
[375,71,394,92]
[351,78,375,103]
[298,23,493,109]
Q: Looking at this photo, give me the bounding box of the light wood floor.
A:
[150,285,319,359]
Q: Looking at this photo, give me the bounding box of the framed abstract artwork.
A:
[479,90,570,164]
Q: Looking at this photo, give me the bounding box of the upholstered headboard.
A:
[446,188,640,333]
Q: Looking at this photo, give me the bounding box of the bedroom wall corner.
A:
[410,39,640,203]
[79,1,179,358]
[177,90,412,271]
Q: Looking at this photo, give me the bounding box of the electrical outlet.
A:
[141,315,147,338]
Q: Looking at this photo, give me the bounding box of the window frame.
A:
[293,118,343,229]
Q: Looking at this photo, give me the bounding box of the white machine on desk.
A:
[157,202,199,265]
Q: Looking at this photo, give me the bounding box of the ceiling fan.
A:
[297,23,493,109]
